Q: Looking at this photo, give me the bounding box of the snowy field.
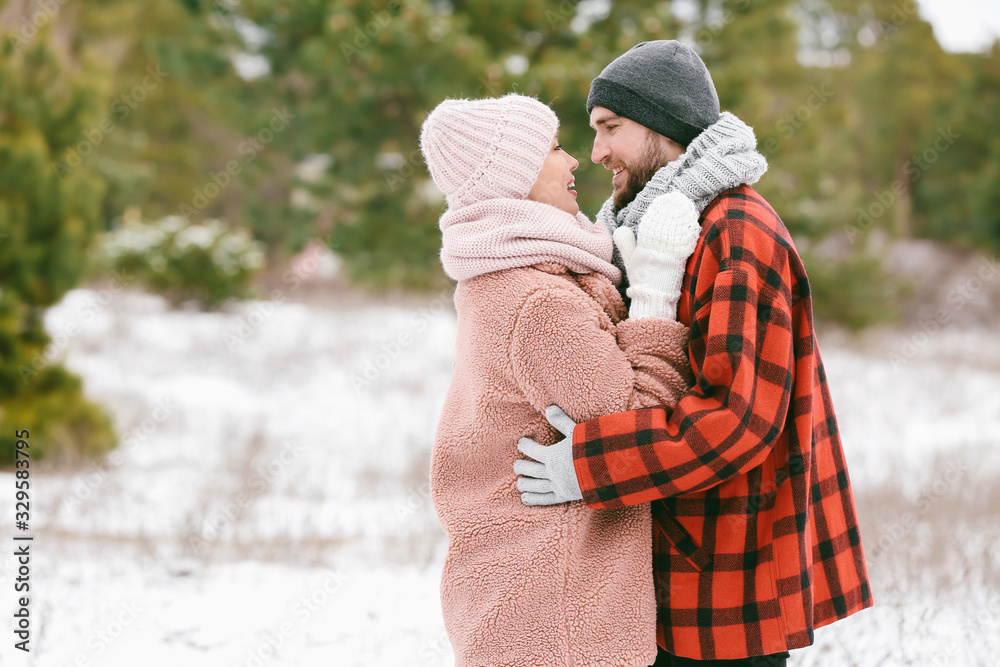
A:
[2,265,999,665]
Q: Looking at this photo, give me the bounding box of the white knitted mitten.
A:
[613,192,701,320]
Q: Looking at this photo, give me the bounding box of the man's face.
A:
[589,106,685,209]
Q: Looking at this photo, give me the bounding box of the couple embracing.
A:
[422,41,872,667]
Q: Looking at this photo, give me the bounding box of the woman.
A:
[421,94,701,667]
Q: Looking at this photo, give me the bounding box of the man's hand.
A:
[514,405,583,506]
[613,191,701,320]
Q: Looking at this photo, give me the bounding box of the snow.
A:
[1,284,998,665]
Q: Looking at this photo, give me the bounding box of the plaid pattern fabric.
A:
[572,185,872,660]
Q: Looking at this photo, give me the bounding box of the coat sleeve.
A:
[572,263,796,508]
[509,287,693,426]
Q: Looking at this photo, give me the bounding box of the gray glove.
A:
[514,405,582,506]
[613,191,701,320]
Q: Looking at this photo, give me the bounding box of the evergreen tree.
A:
[915,43,1000,248]
[0,29,116,464]
[846,0,967,239]
[4,0,997,334]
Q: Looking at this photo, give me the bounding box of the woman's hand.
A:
[613,192,701,320]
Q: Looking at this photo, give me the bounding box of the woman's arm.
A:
[509,285,692,425]
[509,192,700,420]
[511,192,702,504]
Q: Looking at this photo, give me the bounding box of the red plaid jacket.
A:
[572,185,872,660]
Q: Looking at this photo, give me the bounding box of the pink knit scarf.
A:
[438,198,621,283]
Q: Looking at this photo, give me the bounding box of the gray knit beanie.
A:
[587,40,720,147]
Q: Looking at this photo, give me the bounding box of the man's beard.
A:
[612,134,676,210]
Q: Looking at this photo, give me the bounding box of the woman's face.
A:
[526,138,580,215]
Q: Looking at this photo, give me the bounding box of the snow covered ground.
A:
[1,273,999,665]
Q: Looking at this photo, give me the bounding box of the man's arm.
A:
[509,284,693,505]
[513,193,701,506]
[572,261,796,508]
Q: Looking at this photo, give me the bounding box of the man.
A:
[514,40,872,666]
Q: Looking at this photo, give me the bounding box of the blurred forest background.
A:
[1,0,998,460]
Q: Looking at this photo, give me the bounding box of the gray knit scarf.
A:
[596,111,768,278]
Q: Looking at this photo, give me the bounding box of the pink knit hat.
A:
[420,94,559,209]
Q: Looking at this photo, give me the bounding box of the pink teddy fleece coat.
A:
[431,261,694,667]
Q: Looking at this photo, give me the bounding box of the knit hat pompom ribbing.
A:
[420,94,559,209]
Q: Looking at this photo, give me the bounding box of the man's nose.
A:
[591,135,609,164]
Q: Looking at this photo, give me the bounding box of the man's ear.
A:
[658,134,687,162]
[666,136,686,153]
